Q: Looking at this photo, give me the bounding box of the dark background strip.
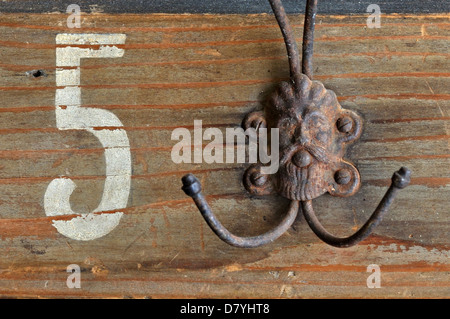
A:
[0,0,448,14]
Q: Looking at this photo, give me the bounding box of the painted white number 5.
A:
[44,34,131,241]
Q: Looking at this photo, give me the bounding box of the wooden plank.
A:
[0,13,449,299]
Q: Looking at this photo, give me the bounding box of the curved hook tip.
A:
[392,167,411,189]
[181,173,202,197]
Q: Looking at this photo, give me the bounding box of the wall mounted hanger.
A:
[181,0,411,248]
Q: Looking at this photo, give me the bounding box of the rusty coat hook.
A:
[181,0,411,248]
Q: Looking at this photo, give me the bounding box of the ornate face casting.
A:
[243,74,362,202]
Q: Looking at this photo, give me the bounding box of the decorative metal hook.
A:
[181,0,411,248]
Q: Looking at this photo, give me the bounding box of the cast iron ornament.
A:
[181,0,411,248]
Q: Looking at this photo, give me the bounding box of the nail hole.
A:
[26,70,47,78]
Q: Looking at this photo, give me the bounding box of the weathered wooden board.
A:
[0,12,448,298]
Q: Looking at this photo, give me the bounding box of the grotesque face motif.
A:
[244,74,362,201]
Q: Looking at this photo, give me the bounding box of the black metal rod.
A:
[181,174,299,248]
[301,167,411,248]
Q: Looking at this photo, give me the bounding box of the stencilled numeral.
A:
[44,34,131,241]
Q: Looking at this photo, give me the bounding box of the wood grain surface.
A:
[0,12,448,298]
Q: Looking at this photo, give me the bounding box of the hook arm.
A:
[301,0,318,79]
[269,0,318,80]
[301,167,411,248]
[268,0,302,83]
[182,174,299,248]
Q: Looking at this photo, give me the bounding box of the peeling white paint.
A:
[52,212,124,242]
[369,243,450,264]
[44,34,130,241]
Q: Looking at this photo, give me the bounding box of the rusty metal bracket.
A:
[181,0,411,248]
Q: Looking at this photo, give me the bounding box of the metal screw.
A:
[337,116,353,133]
